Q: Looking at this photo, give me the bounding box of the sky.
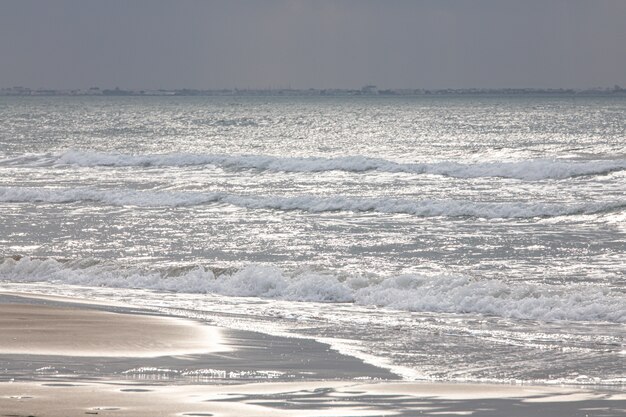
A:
[1,0,625,90]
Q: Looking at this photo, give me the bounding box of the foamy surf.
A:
[2,150,625,180]
[1,186,624,218]
[1,257,624,323]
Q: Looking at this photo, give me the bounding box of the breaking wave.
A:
[2,150,625,180]
[1,186,624,218]
[1,257,624,323]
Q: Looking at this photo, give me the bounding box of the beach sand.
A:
[1,292,624,417]
[0,301,228,358]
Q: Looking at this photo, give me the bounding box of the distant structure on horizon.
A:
[1,85,625,97]
[361,85,379,95]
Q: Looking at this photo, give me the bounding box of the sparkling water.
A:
[1,94,624,384]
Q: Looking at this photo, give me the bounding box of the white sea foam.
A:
[2,150,625,180]
[1,257,624,323]
[1,186,624,218]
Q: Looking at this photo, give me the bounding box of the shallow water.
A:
[0,95,624,384]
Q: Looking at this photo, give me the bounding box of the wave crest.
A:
[1,186,623,218]
[1,257,624,323]
[2,150,625,180]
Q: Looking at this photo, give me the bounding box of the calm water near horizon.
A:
[0,94,624,385]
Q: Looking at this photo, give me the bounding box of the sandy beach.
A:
[3,379,625,417]
[1,292,624,417]
[0,300,228,358]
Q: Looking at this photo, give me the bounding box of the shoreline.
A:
[0,292,396,382]
[1,291,624,416]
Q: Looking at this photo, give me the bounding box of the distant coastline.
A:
[2,85,625,97]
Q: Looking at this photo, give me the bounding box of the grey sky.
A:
[1,0,625,89]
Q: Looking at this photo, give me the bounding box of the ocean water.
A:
[1,94,625,385]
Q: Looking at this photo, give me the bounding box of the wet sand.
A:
[0,292,396,383]
[1,292,624,417]
[0,302,229,358]
[2,379,625,417]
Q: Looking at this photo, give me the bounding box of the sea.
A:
[0,94,624,386]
